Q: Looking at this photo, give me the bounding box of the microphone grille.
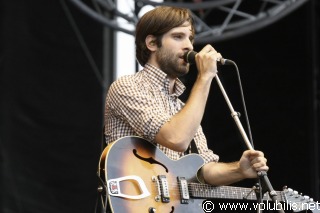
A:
[184,51,197,64]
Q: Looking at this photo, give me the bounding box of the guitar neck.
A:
[189,183,284,202]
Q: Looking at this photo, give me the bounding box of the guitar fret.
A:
[189,183,284,202]
[189,184,252,200]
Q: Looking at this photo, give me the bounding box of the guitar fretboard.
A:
[189,183,284,202]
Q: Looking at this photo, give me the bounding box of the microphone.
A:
[183,51,233,65]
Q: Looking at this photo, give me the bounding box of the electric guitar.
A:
[98,136,319,213]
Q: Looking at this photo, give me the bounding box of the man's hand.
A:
[238,150,269,178]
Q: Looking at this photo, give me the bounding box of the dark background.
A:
[0,0,319,213]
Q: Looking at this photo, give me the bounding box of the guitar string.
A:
[137,180,282,201]
[111,179,311,211]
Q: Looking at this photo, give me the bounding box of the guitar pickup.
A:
[178,177,189,204]
[158,175,170,203]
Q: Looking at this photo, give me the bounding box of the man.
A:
[104,6,268,187]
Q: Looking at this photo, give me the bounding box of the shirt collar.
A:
[144,63,186,97]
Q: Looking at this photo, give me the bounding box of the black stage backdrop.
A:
[0,1,104,213]
[1,1,319,213]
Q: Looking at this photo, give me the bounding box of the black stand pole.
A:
[215,74,285,213]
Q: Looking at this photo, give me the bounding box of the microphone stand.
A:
[215,74,285,213]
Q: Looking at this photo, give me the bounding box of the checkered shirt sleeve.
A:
[104,65,219,163]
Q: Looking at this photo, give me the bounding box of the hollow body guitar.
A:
[98,136,319,213]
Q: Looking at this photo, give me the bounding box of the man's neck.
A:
[168,78,176,95]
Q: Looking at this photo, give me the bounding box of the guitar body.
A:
[98,136,320,213]
[98,136,205,213]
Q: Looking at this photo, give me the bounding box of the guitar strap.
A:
[185,139,199,154]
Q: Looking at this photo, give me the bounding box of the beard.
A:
[155,47,190,78]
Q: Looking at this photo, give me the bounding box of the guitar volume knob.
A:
[149,207,156,213]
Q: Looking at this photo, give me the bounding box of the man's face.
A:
[155,22,194,78]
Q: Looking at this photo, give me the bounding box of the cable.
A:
[228,60,264,210]
[229,60,255,148]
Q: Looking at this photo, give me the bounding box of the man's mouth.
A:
[179,55,187,63]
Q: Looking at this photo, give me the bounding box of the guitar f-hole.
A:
[133,149,169,172]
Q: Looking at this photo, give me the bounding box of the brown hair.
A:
[135,6,195,66]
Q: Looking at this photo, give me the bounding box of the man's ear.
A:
[145,35,157,51]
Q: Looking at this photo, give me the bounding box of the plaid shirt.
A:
[104,64,219,163]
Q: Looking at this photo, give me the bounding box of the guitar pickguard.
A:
[133,149,169,172]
